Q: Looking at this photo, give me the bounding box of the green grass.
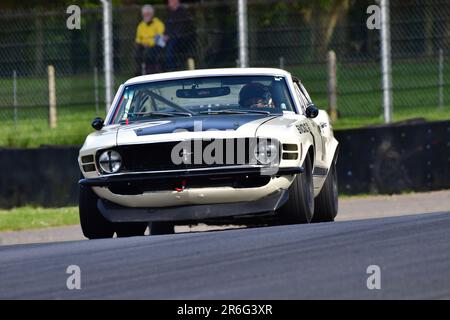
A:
[0,105,100,147]
[0,206,79,232]
[0,73,105,147]
[1,57,449,147]
[332,106,450,130]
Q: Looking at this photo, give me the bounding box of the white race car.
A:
[78,68,339,238]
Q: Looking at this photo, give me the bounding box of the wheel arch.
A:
[326,137,339,169]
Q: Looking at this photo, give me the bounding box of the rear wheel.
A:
[115,223,148,238]
[149,222,175,235]
[278,154,314,224]
[312,159,338,222]
[79,184,115,239]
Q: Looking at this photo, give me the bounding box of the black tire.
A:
[115,222,148,238]
[312,160,338,222]
[149,222,175,235]
[79,184,115,239]
[278,154,314,224]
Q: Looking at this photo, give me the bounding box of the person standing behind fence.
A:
[134,5,166,75]
[164,0,195,71]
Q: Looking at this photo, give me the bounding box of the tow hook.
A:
[175,179,187,192]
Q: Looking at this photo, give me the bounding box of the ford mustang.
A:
[78,68,339,238]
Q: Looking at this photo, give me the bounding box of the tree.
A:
[295,0,351,59]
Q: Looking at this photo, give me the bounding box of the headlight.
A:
[98,150,122,174]
[254,141,279,165]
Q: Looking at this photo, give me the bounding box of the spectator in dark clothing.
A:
[164,0,196,71]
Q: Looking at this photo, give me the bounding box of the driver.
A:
[239,83,274,108]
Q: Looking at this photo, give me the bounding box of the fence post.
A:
[380,0,393,123]
[48,65,57,129]
[13,71,17,127]
[100,0,114,113]
[187,58,196,70]
[237,0,249,68]
[327,50,337,122]
[438,48,444,109]
[279,57,285,69]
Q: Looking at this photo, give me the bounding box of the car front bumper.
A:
[96,188,289,223]
[79,166,302,221]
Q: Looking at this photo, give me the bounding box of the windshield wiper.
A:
[128,111,192,118]
[198,109,271,115]
[239,109,272,115]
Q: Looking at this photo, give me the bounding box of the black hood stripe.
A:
[134,114,274,136]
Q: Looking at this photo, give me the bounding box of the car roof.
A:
[124,68,292,85]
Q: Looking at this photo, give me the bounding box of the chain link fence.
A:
[0,0,449,147]
[0,8,106,146]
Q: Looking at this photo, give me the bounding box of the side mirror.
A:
[305,104,319,118]
[92,117,104,130]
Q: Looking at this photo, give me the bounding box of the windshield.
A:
[110,75,295,124]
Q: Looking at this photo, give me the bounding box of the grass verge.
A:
[0,206,79,232]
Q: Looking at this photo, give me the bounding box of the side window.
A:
[294,83,308,113]
[298,83,312,105]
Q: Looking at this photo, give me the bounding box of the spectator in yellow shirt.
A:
[134,5,166,75]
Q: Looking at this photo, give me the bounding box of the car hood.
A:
[116,114,278,145]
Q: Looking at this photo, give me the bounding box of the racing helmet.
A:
[239,82,273,108]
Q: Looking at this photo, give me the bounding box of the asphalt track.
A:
[1,210,450,299]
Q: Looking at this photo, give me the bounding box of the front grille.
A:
[117,141,187,172]
[97,138,280,173]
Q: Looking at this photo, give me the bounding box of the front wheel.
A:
[79,185,115,239]
[277,154,314,224]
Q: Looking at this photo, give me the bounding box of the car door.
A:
[293,82,325,167]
